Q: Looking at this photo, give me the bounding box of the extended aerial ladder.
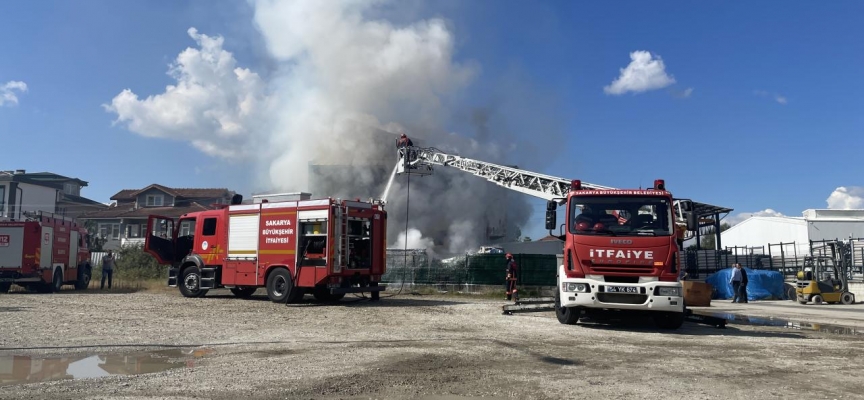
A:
[395,145,729,328]
[396,146,697,239]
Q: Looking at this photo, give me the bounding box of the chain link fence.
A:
[684,238,864,281]
[383,249,559,291]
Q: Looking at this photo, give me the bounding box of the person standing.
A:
[730,262,743,303]
[739,263,749,303]
[504,253,519,301]
[101,250,115,290]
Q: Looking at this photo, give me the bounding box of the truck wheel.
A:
[312,288,345,302]
[230,287,257,299]
[266,268,293,303]
[0,282,10,293]
[555,290,579,325]
[51,269,64,292]
[811,294,824,305]
[840,292,854,305]
[654,311,685,330]
[75,266,91,290]
[179,267,209,298]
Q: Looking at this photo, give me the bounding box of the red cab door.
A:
[145,215,176,265]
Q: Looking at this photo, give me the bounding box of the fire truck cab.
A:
[0,212,92,293]
[551,179,698,330]
[144,194,387,303]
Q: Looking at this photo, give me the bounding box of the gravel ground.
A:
[2,288,864,400]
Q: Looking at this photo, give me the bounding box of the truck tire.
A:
[230,287,257,299]
[811,294,824,305]
[653,311,685,330]
[266,268,294,303]
[179,267,209,298]
[75,265,91,290]
[0,282,10,293]
[51,268,64,292]
[555,290,579,325]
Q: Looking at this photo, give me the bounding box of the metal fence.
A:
[684,238,864,281]
[383,249,558,288]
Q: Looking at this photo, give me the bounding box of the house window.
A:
[63,182,80,196]
[99,223,121,240]
[127,224,140,238]
[179,220,196,237]
[145,195,164,207]
[202,218,217,236]
[0,186,5,217]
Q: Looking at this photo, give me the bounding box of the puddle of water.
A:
[698,311,864,336]
[0,347,213,386]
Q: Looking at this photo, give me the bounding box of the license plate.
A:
[606,286,638,294]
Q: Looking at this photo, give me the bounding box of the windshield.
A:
[569,196,673,237]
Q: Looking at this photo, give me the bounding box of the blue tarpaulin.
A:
[705,268,786,301]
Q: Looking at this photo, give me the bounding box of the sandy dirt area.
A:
[1,288,863,400]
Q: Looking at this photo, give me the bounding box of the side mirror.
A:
[686,211,698,231]
[545,200,557,230]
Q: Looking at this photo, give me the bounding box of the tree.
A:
[83,219,106,252]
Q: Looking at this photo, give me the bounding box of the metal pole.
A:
[768,244,773,271]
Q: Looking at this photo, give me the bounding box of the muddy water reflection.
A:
[0,347,212,386]
[699,312,864,336]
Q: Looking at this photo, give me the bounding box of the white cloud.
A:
[604,51,676,95]
[670,87,693,98]
[753,90,788,105]
[725,208,788,226]
[103,28,272,159]
[0,80,28,106]
[826,186,864,209]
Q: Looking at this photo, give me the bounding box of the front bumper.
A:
[559,278,684,313]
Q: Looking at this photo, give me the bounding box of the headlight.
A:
[565,283,588,292]
[657,287,680,297]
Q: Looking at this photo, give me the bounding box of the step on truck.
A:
[144,193,387,302]
[0,212,93,293]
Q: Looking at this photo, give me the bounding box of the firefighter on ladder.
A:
[504,253,519,301]
[396,132,415,167]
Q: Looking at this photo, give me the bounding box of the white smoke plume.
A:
[105,1,562,256]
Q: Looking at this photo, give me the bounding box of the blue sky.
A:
[2,1,863,242]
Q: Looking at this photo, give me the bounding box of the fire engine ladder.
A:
[396,146,695,237]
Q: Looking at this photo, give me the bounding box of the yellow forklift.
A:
[796,241,856,305]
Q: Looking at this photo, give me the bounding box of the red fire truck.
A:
[144,194,387,302]
[397,146,709,329]
[0,212,92,293]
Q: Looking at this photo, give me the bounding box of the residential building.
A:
[78,184,235,250]
[0,169,106,220]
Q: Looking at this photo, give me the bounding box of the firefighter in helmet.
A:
[396,133,415,165]
[396,133,414,148]
[504,253,519,301]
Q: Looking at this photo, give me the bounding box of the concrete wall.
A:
[19,183,58,216]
